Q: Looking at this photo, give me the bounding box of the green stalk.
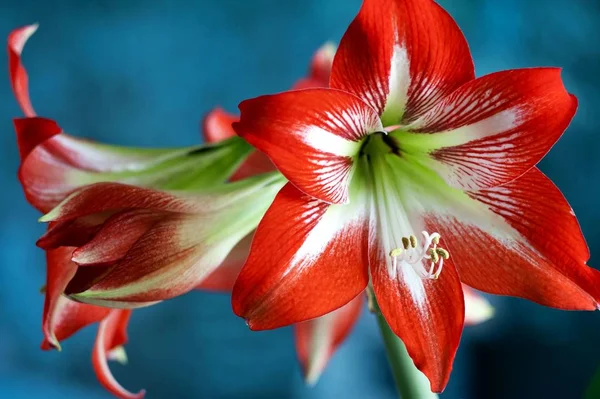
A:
[369,289,439,399]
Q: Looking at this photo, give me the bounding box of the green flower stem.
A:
[369,289,439,399]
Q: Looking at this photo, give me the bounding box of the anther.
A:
[436,248,449,260]
[389,248,403,258]
[387,231,449,281]
[409,235,417,248]
[402,237,410,250]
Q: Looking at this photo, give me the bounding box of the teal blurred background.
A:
[1,0,600,398]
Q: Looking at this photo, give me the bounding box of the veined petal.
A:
[399,68,577,190]
[41,246,109,350]
[92,310,145,399]
[292,42,336,90]
[381,151,600,310]
[463,285,494,325]
[330,0,474,124]
[232,174,370,329]
[8,24,37,117]
[295,294,364,385]
[53,175,285,306]
[235,88,381,204]
[369,154,464,392]
[202,107,238,143]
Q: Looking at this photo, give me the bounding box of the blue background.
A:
[1,0,600,398]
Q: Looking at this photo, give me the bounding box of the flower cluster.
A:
[9,0,598,397]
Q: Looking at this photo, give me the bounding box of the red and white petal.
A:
[234,88,382,204]
[202,107,238,143]
[370,253,464,393]
[295,294,364,385]
[368,156,464,392]
[93,310,145,399]
[462,285,494,326]
[232,181,370,330]
[400,68,577,190]
[41,246,109,350]
[292,42,336,90]
[8,24,38,117]
[330,0,474,123]
[434,168,600,309]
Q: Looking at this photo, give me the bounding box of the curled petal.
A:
[93,310,145,399]
[41,246,109,350]
[331,0,474,123]
[232,179,370,329]
[8,24,38,117]
[235,89,382,204]
[295,294,363,384]
[399,68,577,190]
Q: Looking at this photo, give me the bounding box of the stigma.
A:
[388,231,449,280]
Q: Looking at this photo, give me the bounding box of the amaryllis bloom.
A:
[202,43,494,384]
[231,0,600,392]
[9,24,275,399]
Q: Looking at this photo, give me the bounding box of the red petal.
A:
[438,168,600,309]
[41,246,110,350]
[8,24,38,117]
[403,68,577,190]
[292,42,336,90]
[234,89,381,204]
[201,107,238,144]
[330,0,474,122]
[37,212,112,250]
[196,233,252,292]
[295,294,363,384]
[370,245,464,393]
[232,183,370,329]
[92,310,145,399]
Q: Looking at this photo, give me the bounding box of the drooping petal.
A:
[292,42,336,90]
[8,24,38,117]
[235,88,381,204]
[295,294,364,385]
[330,0,474,124]
[232,177,370,330]
[369,154,464,392]
[45,176,284,306]
[92,310,145,399]
[462,285,494,326]
[41,246,109,350]
[202,107,238,143]
[398,68,577,190]
[370,254,464,393]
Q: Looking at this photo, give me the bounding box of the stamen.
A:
[388,231,449,280]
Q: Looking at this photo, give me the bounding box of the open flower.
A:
[231,0,600,391]
[201,41,495,384]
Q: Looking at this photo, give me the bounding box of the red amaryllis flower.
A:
[231,0,600,391]
[202,42,494,384]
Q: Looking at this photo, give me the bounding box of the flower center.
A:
[388,231,449,280]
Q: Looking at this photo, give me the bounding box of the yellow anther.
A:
[409,235,417,248]
[436,248,449,260]
[427,248,439,263]
[389,248,403,258]
[402,237,410,250]
[432,235,440,245]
